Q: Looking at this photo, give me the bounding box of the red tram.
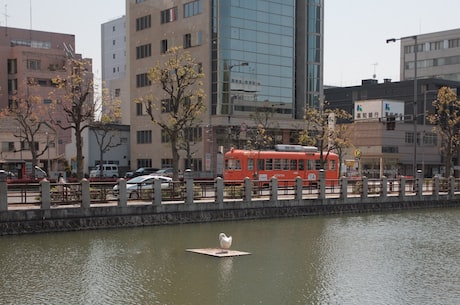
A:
[224,144,339,186]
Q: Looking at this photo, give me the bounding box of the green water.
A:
[1,209,459,305]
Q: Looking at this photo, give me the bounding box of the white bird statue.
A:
[219,233,232,249]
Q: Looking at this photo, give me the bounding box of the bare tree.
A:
[300,106,352,169]
[51,58,96,179]
[91,94,122,178]
[427,86,460,177]
[141,47,206,181]
[0,81,50,178]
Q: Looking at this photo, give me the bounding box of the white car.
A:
[113,175,172,199]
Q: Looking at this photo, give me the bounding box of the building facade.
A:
[101,16,130,125]
[400,28,460,82]
[127,0,324,177]
[325,78,460,178]
[0,26,85,177]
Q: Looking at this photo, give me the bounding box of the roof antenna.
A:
[372,62,378,79]
[3,4,10,36]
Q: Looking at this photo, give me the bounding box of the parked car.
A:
[89,164,119,178]
[124,171,134,179]
[0,170,16,179]
[113,175,172,199]
[154,168,174,177]
[132,167,159,177]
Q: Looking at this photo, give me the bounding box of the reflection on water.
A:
[1,208,459,305]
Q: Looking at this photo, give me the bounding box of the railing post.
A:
[449,176,455,199]
[381,176,388,197]
[40,178,51,209]
[399,177,406,198]
[0,172,8,211]
[154,178,162,205]
[361,176,368,199]
[295,177,303,201]
[416,169,423,198]
[270,177,278,203]
[319,169,325,199]
[81,178,90,208]
[118,178,127,207]
[244,177,252,203]
[434,176,440,199]
[215,177,224,206]
[340,176,348,199]
[185,170,194,204]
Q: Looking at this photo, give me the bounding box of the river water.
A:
[1,208,459,305]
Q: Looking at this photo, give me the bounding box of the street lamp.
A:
[387,35,418,178]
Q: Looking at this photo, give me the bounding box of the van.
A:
[89,164,119,178]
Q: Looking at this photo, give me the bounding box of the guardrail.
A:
[0,172,458,211]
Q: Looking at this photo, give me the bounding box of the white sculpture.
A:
[219,233,232,249]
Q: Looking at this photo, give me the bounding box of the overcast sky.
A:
[3,0,460,86]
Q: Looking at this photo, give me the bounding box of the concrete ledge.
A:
[1,195,459,235]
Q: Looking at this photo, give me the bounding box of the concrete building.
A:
[0,26,86,178]
[127,0,324,177]
[399,28,460,82]
[101,16,130,125]
[325,78,460,178]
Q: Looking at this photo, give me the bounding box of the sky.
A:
[2,0,460,87]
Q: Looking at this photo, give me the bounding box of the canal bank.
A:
[1,194,459,235]
[1,175,460,235]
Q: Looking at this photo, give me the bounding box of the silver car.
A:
[113,175,172,199]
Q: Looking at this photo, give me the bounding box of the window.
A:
[161,159,173,169]
[161,99,172,113]
[113,40,116,46]
[136,43,152,59]
[430,41,442,51]
[136,102,143,116]
[136,73,151,87]
[137,159,152,168]
[27,59,41,70]
[184,33,192,49]
[114,88,120,97]
[136,15,151,31]
[405,132,415,144]
[184,127,202,142]
[7,59,17,74]
[161,7,178,24]
[448,38,460,48]
[161,39,168,54]
[1,142,15,152]
[113,53,116,59]
[184,0,203,18]
[137,130,152,144]
[184,158,202,171]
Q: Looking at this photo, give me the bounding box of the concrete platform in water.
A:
[186,248,251,257]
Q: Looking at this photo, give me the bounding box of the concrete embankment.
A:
[1,195,459,235]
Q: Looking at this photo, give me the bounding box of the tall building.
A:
[400,28,460,82]
[0,26,85,176]
[101,16,130,125]
[127,0,324,177]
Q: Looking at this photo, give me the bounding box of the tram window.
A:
[248,159,254,170]
[290,159,297,170]
[299,160,305,170]
[307,160,314,170]
[274,159,281,170]
[329,159,336,170]
[315,160,321,170]
[281,159,289,170]
[225,159,241,170]
[266,159,273,170]
[257,159,265,171]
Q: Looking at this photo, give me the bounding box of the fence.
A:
[0,171,458,211]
